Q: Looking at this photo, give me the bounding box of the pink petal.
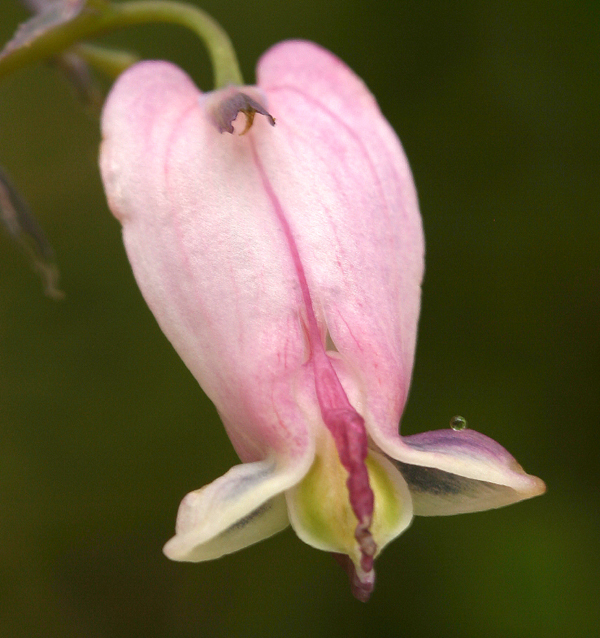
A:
[255,40,425,449]
[254,42,543,507]
[100,60,312,464]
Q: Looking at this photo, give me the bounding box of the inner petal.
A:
[286,437,413,601]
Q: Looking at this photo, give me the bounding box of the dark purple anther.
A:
[208,89,276,134]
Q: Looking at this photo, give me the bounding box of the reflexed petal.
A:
[167,496,288,562]
[164,461,296,561]
[388,428,545,515]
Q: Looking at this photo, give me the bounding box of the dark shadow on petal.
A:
[393,460,521,516]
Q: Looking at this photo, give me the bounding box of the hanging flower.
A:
[99,40,545,601]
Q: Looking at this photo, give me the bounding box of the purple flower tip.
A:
[207,88,276,135]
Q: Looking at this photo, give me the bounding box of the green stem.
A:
[73,43,140,78]
[0,0,243,88]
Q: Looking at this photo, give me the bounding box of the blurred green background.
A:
[1,1,598,637]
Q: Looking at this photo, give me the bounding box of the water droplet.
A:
[450,415,467,431]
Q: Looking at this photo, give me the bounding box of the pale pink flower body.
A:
[99,41,544,600]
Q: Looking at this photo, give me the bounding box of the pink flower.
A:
[99,40,545,601]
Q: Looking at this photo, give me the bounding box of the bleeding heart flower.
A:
[99,40,545,601]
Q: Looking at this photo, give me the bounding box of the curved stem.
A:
[0,0,243,88]
[73,43,141,79]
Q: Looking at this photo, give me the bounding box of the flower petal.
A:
[164,461,292,561]
[255,40,424,446]
[100,61,312,463]
[391,428,545,515]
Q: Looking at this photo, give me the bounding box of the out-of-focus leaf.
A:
[54,49,104,113]
[19,0,57,12]
[8,2,137,114]
[0,166,64,299]
[1,0,88,60]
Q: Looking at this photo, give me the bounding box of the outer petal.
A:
[100,61,311,464]
[256,40,424,440]
[394,429,545,515]
[163,462,290,561]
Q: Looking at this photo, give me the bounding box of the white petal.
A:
[164,453,311,562]
[384,428,545,515]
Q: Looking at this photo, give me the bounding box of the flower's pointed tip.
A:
[528,474,547,498]
[501,453,546,501]
[162,537,180,561]
[332,553,375,602]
